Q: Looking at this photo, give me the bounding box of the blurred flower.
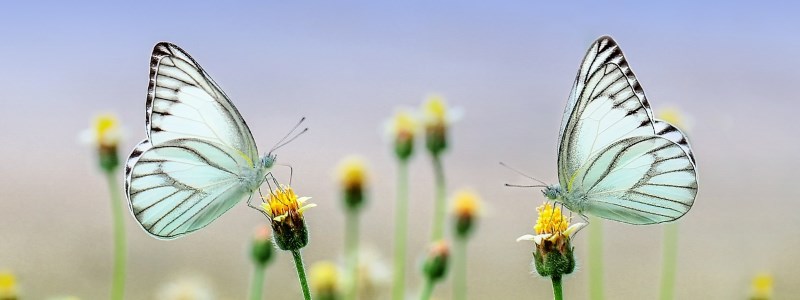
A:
[385,108,418,161]
[423,240,450,282]
[251,225,274,266]
[337,156,369,211]
[0,271,17,300]
[749,272,773,300]
[262,185,315,251]
[517,203,585,278]
[80,113,124,172]
[421,94,460,156]
[657,107,690,131]
[156,277,214,300]
[355,246,391,299]
[310,261,341,300]
[451,188,482,239]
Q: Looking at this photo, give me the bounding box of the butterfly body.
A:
[125,42,278,239]
[546,36,698,225]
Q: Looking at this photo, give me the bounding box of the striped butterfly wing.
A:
[557,43,656,189]
[654,120,695,165]
[572,136,697,224]
[125,43,261,239]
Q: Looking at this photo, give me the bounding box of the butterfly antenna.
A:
[272,128,308,153]
[499,162,549,186]
[269,117,307,154]
[504,183,547,188]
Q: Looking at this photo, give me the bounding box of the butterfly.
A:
[540,36,698,224]
[125,42,298,239]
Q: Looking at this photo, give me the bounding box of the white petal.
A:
[516,234,536,242]
[564,223,587,237]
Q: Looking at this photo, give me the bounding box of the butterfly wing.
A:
[653,120,695,165]
[125,43,261,239]
[572,136,697,224]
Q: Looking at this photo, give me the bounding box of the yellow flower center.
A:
[657,107,685,129]
[423,94,447,124]
[338,156,367,189]
[453,189,480,219]
[534,203,569,235]
[262,186,314,222]
[0,271,16,295]
[310,261,340,292]
[93,113,121,147]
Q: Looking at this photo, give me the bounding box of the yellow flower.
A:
[657,107,689,131]
[517,203,585,278]
[156,277,214,300]
[81,113,124,172]
[310,261,341,298]
[421,94,461,155]
[262,185,315,250]
[385,108,418,160]
[451,189,482,238]
[750,272,773,300]
[338,156,368,189]
[0,271,17,299]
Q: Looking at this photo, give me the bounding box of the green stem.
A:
[345,210,360,300]
[588,216,604,300]
[419,278,435,300]
[659,223,679,300]
[105,170,126,300]
[250,263,266,300]
[430,154,446,241]
[551,275,563,300]
[392,161,410,300]
[291,250,313,300]
[454,237,467,300]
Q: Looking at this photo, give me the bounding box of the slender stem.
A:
[659,223,679,300]
[105,170,126,300]
[419,278,435,300]
[454,237,467,300]
[291,250,313,300]
[250,263,266,300]
[392,161,410,300]
[430,154,446,241]
[551,275,563,300]
[345,210,360,300]
[588,216,604,300]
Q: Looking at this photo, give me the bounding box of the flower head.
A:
[422,240,450,282]
[310,261,341,300]
[451,188,482,239]
[261,185,316,251]
[385,108,418,161]
[250,225,275,266]
[517,203,585,278]
[0,271,17,300]
[81,113,124,172]
[156,276,214,300]
[657,107,690,131]
[337,156,369,211]
[421,94,460,156]
[750,272,773,300]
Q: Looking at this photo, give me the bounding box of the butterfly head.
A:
[542,185,562,201]
[260,153,277,170]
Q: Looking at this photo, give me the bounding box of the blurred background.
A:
[1,1,798,299]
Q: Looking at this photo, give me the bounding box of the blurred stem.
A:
[454,237,467,300]
[105,170,126,300]
[430,154,446,241]
[250,263,266,300]
[419,278,435,300]
[551,275,563,300]
[345,210,360,300]
[588,215,604,300]
[292,250,312,300]
[392,160,409,300]
[659,223,679,300]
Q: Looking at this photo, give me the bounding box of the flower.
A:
[310,261,341,300]
[355,246,391,299]
[421,94,460,155]
[422,240,450,282]
[749,272,773,300]
[657,107,690,131]
[156,276,214,300]
[385,108,418,161]
[0,271,17,300]
[261,185,315,251]
[517,203,585,278]
[250,225,275,266]
[337,156,369,211]
[81,113,124,172]
[451,188,482,239]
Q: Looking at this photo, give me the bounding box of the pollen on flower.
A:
[534,203,570,235]
[261,185,315,222]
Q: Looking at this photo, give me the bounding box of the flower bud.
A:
[262,186,316,251]
[422,240,449,282]
[250,225,274,266]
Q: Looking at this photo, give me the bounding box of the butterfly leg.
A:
[273,163,294,186]
[247,195,269,218]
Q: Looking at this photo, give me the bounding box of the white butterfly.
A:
[542,36,698,224]
[125,43,287,239]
